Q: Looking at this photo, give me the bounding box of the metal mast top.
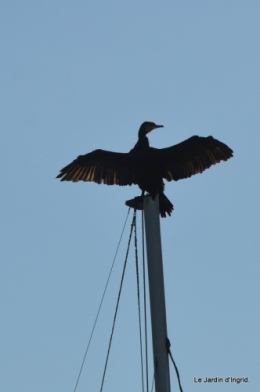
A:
[126,194,171,392]
[143,195,171,392]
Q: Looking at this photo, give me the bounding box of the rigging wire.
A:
[99,209,136,392]
[134,212,145,392]
[150,373,155,392]
[73,204,184,392]
[167,338,184,392]
[73,207,130,392]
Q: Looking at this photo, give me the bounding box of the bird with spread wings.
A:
[57,121,233,217]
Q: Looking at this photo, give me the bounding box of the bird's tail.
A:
[159,192,174,218]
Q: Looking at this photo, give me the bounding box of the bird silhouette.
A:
[56,121,233,217]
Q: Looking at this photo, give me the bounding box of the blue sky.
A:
[1,1,259,391]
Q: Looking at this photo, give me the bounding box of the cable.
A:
[150,373,155,392]
[99,209,136,392]
[166,338,184,392]
[73,208,130,392]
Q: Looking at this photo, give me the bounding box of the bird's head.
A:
[138,121,164,139]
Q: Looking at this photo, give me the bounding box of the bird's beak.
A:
[145,123,164,134]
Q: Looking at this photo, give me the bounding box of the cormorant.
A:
[56,121,233,217]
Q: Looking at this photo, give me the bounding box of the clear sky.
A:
[1,1,259,391]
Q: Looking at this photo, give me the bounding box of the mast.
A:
[143,195,171,392]
[125,194,171,392]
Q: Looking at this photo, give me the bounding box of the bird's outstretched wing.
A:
[158,136,233,181]
[56,149,136,185]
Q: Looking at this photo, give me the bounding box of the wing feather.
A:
[157,135,233,181]
[56,149,135,186]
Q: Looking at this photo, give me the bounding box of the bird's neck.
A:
[135,135,150,149]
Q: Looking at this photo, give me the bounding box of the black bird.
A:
[56,121,233,217]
